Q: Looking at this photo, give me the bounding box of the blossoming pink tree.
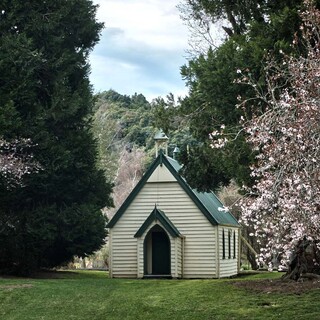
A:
[0,138,40,187]
[239,1,320,279]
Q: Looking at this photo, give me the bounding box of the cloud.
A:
[89,0,189,101]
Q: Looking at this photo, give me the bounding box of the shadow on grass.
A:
[0,269,109,280]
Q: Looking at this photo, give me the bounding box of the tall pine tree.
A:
[0,0,113,274]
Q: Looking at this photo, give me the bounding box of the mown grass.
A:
[0,271,319,320]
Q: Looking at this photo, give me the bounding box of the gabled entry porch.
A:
[144,225,171,278]
[134,206,184,278]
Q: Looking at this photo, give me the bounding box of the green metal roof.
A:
[134,206,181,238]
[107,151,240,228]
[165,156,239,227]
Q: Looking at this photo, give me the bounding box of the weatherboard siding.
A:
[176,237,182,278]
[148,164,176,183]
[108,229,113,278]
[218,226,239,278]
[110,178,218,278]
[152,180,217,279]
[109,158,240,278]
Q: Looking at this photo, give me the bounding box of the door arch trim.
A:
[144,224,171,276]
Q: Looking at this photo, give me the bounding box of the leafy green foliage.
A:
[92,90,157,181]
[158,0,320,192]
[0,0,112,274]
[181,0,305,37]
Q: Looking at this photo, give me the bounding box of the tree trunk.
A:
[282,238,320,281]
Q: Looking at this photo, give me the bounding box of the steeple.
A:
[154,129,169,157]
[173,146,180,160]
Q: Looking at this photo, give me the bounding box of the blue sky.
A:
[89,0,190,102]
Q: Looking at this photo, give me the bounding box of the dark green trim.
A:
[134,207,181,238]
[107,151,239,228]
[106,154,163,228]
[162,157,219,226]
[233,230,236,259]
[222,229,226,259]
[228,229,231,259]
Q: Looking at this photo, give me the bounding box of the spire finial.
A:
[154,129,169,157]
[173,146,180,160]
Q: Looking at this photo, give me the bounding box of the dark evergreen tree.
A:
[0,0,113,274]
[179,0,303,37]
[155,0,320,191]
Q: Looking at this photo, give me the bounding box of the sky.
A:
[89,0,190,102]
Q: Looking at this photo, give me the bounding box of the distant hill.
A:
[92,90,155,178]
[92,89,194,217]
[92,90,157,217]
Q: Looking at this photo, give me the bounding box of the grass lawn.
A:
[1,271,319,320]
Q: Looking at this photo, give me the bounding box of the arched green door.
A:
[144,225,170,275]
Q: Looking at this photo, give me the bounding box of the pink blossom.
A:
[239,1,320,266]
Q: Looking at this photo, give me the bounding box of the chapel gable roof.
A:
[107,152,240,228]
[134,206,181,238]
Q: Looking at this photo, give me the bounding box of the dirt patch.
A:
[233,278,320,294]
[0,284,33,291]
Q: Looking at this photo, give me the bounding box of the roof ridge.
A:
[107,153,239,228]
